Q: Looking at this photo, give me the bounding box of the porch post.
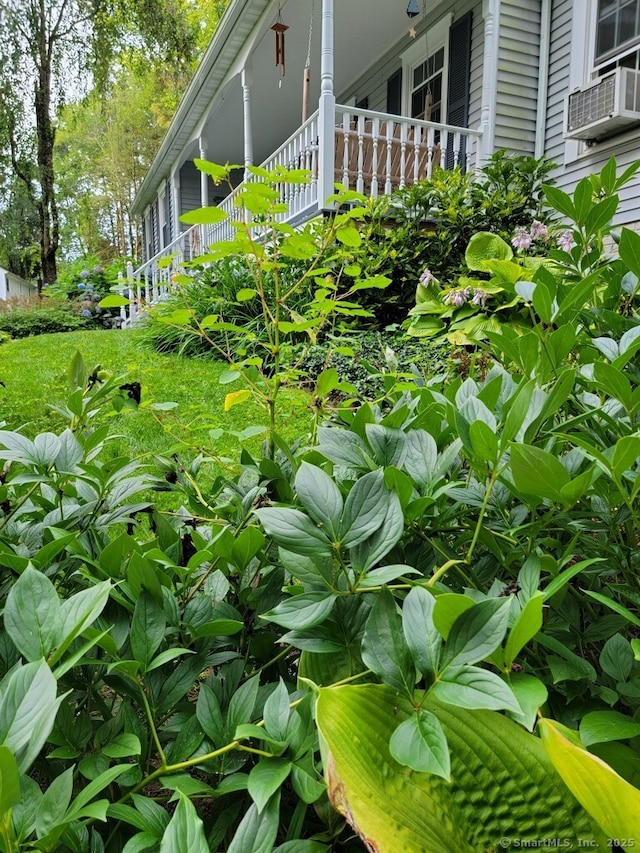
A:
[198,137,209,207]
[241,63,254,178]
[478,0,500,164]
[317,0,336,211]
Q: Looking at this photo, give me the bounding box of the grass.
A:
[0,329,312,472]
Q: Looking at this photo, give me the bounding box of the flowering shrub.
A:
[44,258,125,327]
[408,157,639,345]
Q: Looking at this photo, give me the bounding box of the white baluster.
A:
[371,117,379,198]
[342,112,350,189]
[385,120,393,195]
[399,122,407,190]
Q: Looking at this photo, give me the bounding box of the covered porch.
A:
[127,0,495,320]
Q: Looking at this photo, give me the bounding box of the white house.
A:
[0,268,38,301]
[128,0,640,305]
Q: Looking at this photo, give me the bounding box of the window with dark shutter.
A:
[446,11,472,168]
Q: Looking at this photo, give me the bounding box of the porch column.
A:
[241,63,254,179]
[478,0,500,164]
[171,168,181,238]
[317,0,336,211]
[198,137,209,207]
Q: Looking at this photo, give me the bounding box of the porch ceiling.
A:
[133,0,451,215]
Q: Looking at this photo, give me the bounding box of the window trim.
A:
[400,13,452,120]
[593,0,640,68]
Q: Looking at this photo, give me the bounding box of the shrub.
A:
[0,296,89,337]
[332,150,555,325]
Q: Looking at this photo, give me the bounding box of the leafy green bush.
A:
[0,160,638,852]
[332,150,554,325]
[0,297,89,337]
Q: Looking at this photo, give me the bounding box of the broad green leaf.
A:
[0,660,63,772]
[600,633,633,682]
[99,294,130,308]
[349,490,403,573]
[196,683,225,747]
[507,674,548,731]
[180,206,227,225]
[52,580,111,665]
[465,232,513,269]
[357,564,419,588]
[236,288,257,301]
[317,685,604,851]
[365,424,406,468]
[361,589,414,696]
[36,766,73,839]
[130,591,166,671]
[580,711,640,747]
[402,587,441,682]
[441,599,511,669]
[231,527,265,571]
[316,368,340,398]
[290,764,325,804]
[0,745,20,818]
[389,711,450,780]
[255,508,332,558]
[102,733,142,758]
[432,666,521,713]
[340,469,390,548]
[248,759,292,813]
[619,226,640,279]
[539,718,640,842]
[510,444,569,503]
[4,566,62,661]
[227,793,280,853]
[295,462,343,535]
[262,592,337,630]
[263,680,290,742]
[543,184,576,220]
[468,419,498,462]
[432,594,475,639]
[503,592,544,668]
[159,791,209,853]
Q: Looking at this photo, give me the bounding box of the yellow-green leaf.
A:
[224,390,252,412]
[539,718,640,842]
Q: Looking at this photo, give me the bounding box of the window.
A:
[401,14,452,122]
[410,47,445,121]
[595,0,640,67]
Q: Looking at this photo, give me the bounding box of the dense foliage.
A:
[0,160,638,851]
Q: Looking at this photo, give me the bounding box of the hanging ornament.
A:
[271,8,289,77]
[406,0,420,18]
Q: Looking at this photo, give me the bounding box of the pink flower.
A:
[512,227,532,251]
[557,230,575,253]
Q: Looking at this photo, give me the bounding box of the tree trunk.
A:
[34,0,59,285]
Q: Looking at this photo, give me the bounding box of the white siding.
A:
[544,0,572,166]
[546,0,640,228]
[494,0,542,154]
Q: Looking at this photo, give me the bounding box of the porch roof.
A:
[132,0,453,217]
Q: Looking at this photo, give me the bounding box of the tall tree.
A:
[0,0,197,286]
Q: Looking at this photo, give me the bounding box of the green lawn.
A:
[0,329,312,469]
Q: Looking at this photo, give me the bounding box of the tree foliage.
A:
[0,0,202,284]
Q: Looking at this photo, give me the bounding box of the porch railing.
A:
[125,107,481,325]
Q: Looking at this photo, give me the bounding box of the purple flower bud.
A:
[78,283,86,290]
[557,230,575,253]
[93,265,104,274]
[419,268,439,287]
[472,289,488,307]
[512,227,533,251]
[530,220,549,241]
[80,270,90,278]
[81,309,92,318]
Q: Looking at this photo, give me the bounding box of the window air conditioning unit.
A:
[564,67,640,141]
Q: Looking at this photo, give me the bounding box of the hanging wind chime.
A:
[407,0,427,38]
[271,7,289,77]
